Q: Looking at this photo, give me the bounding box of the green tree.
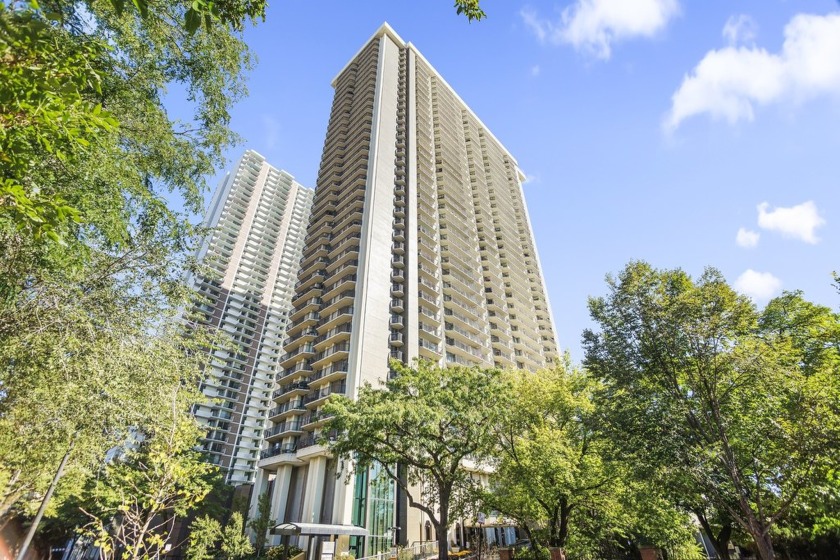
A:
[0,315,217,518]
[323,360,509,560]
[0,0,258,240]
[187,516,223,560]
[79,391,220,560]
[248,491,275,558]
[1,0,247,532]
[221,512,253,560]
[486,362,699,558]
[583,262,840,560]
[0,5,117,239]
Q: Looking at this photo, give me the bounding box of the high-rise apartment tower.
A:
[192,150,314,485]
[253,23,558,554]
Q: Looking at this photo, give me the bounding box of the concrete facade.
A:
[254,23,558,556]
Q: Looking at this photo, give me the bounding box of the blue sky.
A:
[187,0,840,360]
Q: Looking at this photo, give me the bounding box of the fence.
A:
[357,542,439,560]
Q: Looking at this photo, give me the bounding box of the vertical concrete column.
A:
[348,33,402,393]
[248,469,270,529]
[299,457,328,550]
[267,465,294,546]
[331,459,355,525]
[405,48,419,362]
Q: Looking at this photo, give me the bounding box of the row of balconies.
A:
[446,320,486,346]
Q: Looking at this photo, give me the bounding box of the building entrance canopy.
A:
[271,522,370,536]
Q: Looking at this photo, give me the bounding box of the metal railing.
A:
[357,542,439,560]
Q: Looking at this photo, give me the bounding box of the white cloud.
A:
[521,0,680,60]
[734,269,782,301]
[530,64,541,76]
[757,201,825,244]
[722,14,757,46]
[665,13,840,131]
[736,227,760,248]
[522,173,540,185]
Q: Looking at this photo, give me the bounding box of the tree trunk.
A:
[715,524,732,560]
[694,511,731,560]
[548,506,560,548]
[557,503,570,550]
[521,524,535,548]
[750,528,775,560]
[438,490,450,560]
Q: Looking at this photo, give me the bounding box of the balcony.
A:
[260,443,298,460]
[289,298,322,322]
[267,401,306,420]
[320,290,354,316]
[311,342,351,368]
[304,381,347,407]
[294,270,326,292]
[314,323,353,347]
[285,328,318,348]
[280,344,315,368]
[265,421,303,440]
[319,305,354,332]
[273,380,311,400]
[279,360,313,382]
[309,360,349,386]
[302,411,334,429]
[289,312,320,332]
[291,283,324,309]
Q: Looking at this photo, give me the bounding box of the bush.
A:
[266,545,304,560]
[512,545,549,560]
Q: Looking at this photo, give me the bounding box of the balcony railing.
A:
[260,443,297,460]
[272,380,310,399]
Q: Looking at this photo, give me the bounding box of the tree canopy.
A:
[485,361,701,559]
[78,394,219,560]
[323,360,508,560]
[0,0,248,538]
[583,261,840,560]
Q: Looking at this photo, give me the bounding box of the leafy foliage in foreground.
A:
[1,0,254,530]
[584,262,840,560]
[185,512,254,560]
[79,399,219,560]
[485,362,701,558]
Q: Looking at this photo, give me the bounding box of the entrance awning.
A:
[271,522,370,536]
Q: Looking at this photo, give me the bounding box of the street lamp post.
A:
[388,526,400,560]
